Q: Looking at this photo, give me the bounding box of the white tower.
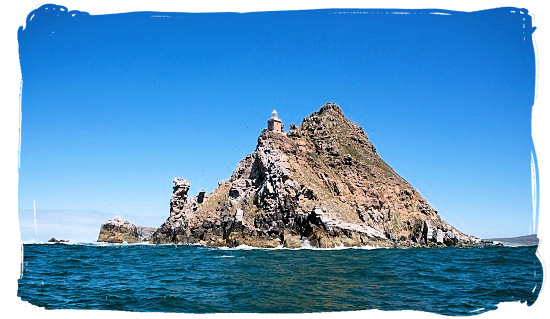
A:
[267,109,284,132]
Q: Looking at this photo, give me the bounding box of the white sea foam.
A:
[217,244,278,251]
[351,245,384,250]
[292,244,385,251]
[20,239,386,250]
[212,239,385,251]
[469,308,486,313]
[21,239,43,244]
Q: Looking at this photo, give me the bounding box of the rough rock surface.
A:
[137,226,157,242]
[97,216,141,243]
[151,103,481,248]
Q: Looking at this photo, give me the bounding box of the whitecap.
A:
[217,244,281,251]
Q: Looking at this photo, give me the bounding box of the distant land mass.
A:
[484,234,539,246]
[99,103,483,248]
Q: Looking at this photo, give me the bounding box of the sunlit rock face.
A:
[97,216,140,244]
[150,103,480,248]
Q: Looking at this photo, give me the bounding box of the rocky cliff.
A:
[151,103,480,248]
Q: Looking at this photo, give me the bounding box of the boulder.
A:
[97,216,140,243]
[47,237,67,243]
[444,230,460,246]
[283,230,302,248]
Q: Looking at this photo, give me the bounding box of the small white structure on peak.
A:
[267,109,284,132]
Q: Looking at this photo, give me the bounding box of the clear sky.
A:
[17,5,536,242]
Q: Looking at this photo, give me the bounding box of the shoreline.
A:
[21,240,520,249]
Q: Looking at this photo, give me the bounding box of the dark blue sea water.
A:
[18,243,542,315]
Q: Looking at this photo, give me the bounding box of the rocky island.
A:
[99,103,481,248]
[97,216,156,243]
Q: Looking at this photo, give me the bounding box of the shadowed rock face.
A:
[151,103,481,248]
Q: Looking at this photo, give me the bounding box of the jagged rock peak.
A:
[298,102,368,140]
[172,178,190,200]
[318,102,343,115]
[149,102,482,248]
[173,177,190,189]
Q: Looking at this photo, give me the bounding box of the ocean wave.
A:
[18,242,542,314]
[216,244,283,251]
[20,240,388,250]
[212,241,385,251]
[292,244,385,251]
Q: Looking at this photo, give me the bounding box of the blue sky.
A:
[17,5,536,241]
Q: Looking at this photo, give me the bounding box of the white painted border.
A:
[2,1,547,319]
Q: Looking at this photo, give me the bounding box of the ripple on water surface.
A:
[18,243,542,315]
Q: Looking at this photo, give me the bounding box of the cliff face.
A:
[151,103,480,248]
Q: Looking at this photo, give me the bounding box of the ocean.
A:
[18,243,542,315]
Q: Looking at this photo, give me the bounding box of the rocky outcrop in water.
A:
[97,216,141,243]
[97,216,157,243]
[47,238,68,243]
[150,103,481,248]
